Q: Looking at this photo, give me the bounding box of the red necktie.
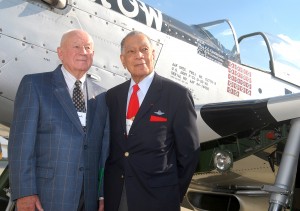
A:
[127,84,140,119]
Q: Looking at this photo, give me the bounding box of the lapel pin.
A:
[154,110,164,115]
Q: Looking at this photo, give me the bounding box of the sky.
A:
[141,0,300,42]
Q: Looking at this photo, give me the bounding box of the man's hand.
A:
[16,195,44,211]
[98,198,104,211]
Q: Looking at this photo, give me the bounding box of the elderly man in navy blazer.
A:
[8,29,109,211]
[104,31,200,211]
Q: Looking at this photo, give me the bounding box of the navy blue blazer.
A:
[8,65,109,210]
[104,73,200,211]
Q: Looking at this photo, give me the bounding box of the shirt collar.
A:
[129,71,154,94]
[61,65,86,91]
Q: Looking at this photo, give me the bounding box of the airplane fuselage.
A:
[0,0,299,129]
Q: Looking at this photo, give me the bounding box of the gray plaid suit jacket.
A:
[8,65,109,210]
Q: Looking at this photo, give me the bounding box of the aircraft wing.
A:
[197,92,300,143]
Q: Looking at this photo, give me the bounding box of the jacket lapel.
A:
[52,66,84,134]
[86,78,97,134]
[133,73,162,125]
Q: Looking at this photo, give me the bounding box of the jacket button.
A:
[124,152,129,157]
[121,174,124,179]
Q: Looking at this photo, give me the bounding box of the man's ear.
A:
[57,47,63,60]
[120,55,126,69]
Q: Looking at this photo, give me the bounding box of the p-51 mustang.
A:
[0,0,300,210]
